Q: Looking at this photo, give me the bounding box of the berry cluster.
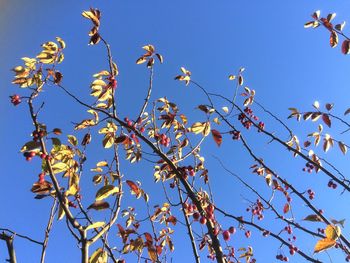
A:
[155,133,170,147]
[328,180,337,189]
[307,189,315,200]
[230,130,241,140]
[32,130,45,141]
[10,94,21,106]
[284,225,293,235]
[238,113,253,129]
[247,199,264,220]
[288,244,298,255]
[276,254,289,261]
[302,162,315,173]
[23,151,36,161]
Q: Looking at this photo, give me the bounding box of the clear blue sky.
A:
[1,1,350,262]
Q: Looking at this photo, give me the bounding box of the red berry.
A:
[222,230,230,241]
[193,212,200,221]
[228,226,236,234]
[199,216,207,225]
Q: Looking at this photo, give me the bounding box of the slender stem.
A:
[177,184,200,263]
[137,66,154,121]
[40,198,58,263]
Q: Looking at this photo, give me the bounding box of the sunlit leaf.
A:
[86,221,105,231]
[314,238,336,253]
[89,248,107,263]
[95,185,120,201]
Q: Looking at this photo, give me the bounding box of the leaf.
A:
[88,201,110,211]
[20,141,41,152]
[102,134,114,148]
[238,75,244,85]
[338,141,347,155]
[331,219,346,228]
[56,37,66,49]
[136,57,147,64]
[314,238,336,253]
[126,180,142,198]
[95,185,120,201]
[313,101,320,110]
[342,40,350,55]
[330,31,338,48]
[327,13,336,23]
[148,247,157,262]
[228,74,236,80]
[322,114,331,127]
[335,21,346,31]
[312,10,321,20]
[89,248,107,263]
[325,103,334,111]
[283,203,290,214]
[222,106,229,113]
[51,162,69,174]
[344,108,350,115]
[303,214,323,222]
[86,221,105,231]
[325,225,341,240]
[189,122,206,134]
[156,53,163,63]
[211,129,222,147]
[67,135,78,146]
[96,161,108,167]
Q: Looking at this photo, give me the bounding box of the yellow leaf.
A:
[86,221,105,231]
[222,106,229,113]
[89,248,107,263]
[95,185,120,201]
[325,225,341,240]
[56,37,66,49]
[314,238,336,253]
[51,162,69,174]
[96,161,108,167]
[190,122,206,134]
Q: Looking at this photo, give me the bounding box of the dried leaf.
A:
[303,214,323,222]
[322,114,331,128]
[211,129,222,147]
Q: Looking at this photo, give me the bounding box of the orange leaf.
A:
[314,238,336,253]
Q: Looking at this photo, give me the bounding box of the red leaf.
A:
[126,180,141,196]
[329,31,338,48]
[322,114,331,128]
[341,40,350,55]
[283,203,290,214]
[211,129,222,147]
[144,232,153,243]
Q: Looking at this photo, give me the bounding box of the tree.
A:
[2,3,350,263]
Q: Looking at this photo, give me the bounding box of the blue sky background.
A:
[1,0,350,262]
